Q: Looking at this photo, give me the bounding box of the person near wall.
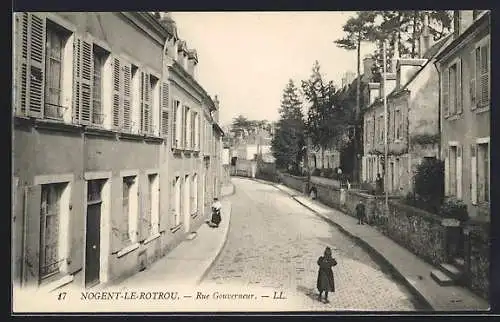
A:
[210,198,222,228]
[355,200,366,225]
[316,246,337,303]
[375,173,384,195]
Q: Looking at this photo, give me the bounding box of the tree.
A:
[370,10,453,79]
[302,61,347,169]
[271,79,305,173]
[334,11,379,182]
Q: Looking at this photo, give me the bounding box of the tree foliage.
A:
[271,79,305,172]
[301,61,351,154]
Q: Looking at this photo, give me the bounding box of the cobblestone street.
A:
[201,178,422,311]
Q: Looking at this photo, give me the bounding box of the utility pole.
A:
[354,32,361,184]
[383,39,389,211]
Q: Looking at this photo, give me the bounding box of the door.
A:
[85,180,103,288]
[184,176,190,232]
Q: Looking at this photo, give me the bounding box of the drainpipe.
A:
[433,60,441,159]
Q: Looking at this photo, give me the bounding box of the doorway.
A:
[85,179,104,288]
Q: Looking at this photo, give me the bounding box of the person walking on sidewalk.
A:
[316,246,337,303]
[376,173,384,195]
[356,200,366,225]
[210,198,222,228]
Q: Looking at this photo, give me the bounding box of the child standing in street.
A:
[316,246,337,303]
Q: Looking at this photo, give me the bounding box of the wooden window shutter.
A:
[111,57,122,129]
[80,39,93,124]
[456,146,462,199]
[72,36,81,123]
[24,185,42,284]
[480,42,489,107]
[471,144,477,205]
[17,13,46,118]
[172,101,178,147]
[122,64,132,131]
[442,67,449,117]
[161,82,169,136]
[470,50,477,109]
[457,59,463,114]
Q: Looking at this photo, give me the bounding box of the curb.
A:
[195,200,232,285]
[291,196,434,311]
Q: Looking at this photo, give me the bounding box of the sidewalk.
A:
[268,182,489,311]
[109,183,235,289]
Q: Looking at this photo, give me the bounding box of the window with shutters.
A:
[378,115,384,143]
[477,142,489,203]
[39,182,67,280]
[44,21,71,120]
[448,63,458,115]
[473,38,490,110]
[92,46,108,126]
[183,106,190,149]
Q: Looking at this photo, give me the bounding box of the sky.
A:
[171,12,377,127]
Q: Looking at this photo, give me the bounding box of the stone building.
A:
[362,15,452,196]
[12,12,223,291]
[435,10,490,221]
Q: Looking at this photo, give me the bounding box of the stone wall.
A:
[465,222,490,299]
[279,172,308,193]
[385,201,447,265]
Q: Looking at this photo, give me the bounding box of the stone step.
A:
[440,263,463,281]
[454,257,466,270]
[430,269,455,286]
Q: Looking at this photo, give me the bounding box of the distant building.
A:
[435,10,490,221]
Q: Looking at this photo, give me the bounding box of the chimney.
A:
[396,58,428,89]
[177,40,188,70]
[368,82,380,105]
[212,95,220,122]
[391,36,400,73]
[362,56,374,82]
[187,49,198,78]
[454,10,474,37]
[418,13,433,57]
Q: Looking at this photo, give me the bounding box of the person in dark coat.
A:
[210,198,222,228]
[375,173,384,195]
[355,200,366,225]
[316,246,337,303]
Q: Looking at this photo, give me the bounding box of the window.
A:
[39,183,66,280]
[443,60,462,117]
[447,146,458,197]
[395,109,402,139]
[191,174,198,216]
[173,100,181,147]
[191,111,198,150]
[173,176,181,226]
[184,106,190,149]
[148,174,159,235]
[477,143,489,203]
[161,82,169,137]
[140,72,153,134]
[45,23,65,119]
[122,176,137,243]
[472,39,490,109]
[92,46,108,125]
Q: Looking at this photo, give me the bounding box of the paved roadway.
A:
[201,177,422,311]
